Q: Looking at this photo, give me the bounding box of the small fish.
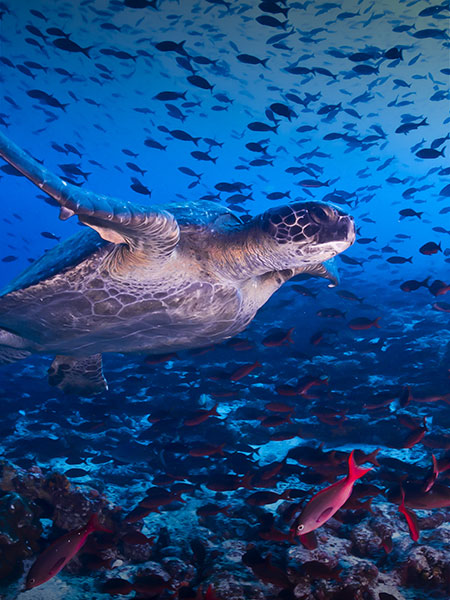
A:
[153,91,187,101]
[237,54,269,67]
[295,451,373,535]
[53,38,92,58]
[26,514,111,589]
[183,404,219,426]
[40,231,61,241]
[348,317,381,330]
[419,241,441,255]
[399,208,422,219]
[416,147,445,159]
[262,327,294,347]
[229,360,261,381]
[387,256,412,264]
[187,75,214,91]
[400,278,429,292]
[398,487,420,541]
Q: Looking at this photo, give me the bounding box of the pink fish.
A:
[398,487,420,541]
[26,514,111,589]
[295,450,373,535]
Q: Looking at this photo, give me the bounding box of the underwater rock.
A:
[0,491,42,584]
[402,544,450,591]
[349,522,382,557]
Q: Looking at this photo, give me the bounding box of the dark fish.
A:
[237,54,269,67]
[46,27,70,37]
[53,38,92,58]
[419,241,441,255]
[399,208,422,218]
[144,138,166,150]
[395,118,428,135]
[154,40,188,55]
[126,162,146,176]
[248,122,278,133]
[2,255,18,262]
[339,254,364,266]
[100,49,136,60]
[30,8,48,21]
[153,91,186,101]
[41,231,61,241]
[122,148,138,157]
[412,28,448,40]
[27,89,68,111]
[270,102,296,120]
[400,278,429,292]
[187,75,214,91]
[256,15,288,28]
[352,64,379,75]
[25,24,47,41]
[415,147,445,159]
[191,150,217,163]
[387,256,412,264]
[130,177,152,196]
[169,129,201,145]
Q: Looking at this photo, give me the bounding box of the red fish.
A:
[229,360,261,381]
[295,450,373,535]
[348,316,381,330]
[26,514,111,589]
[183,404,219,426]
[402,417,428,448]
[202,584,221,600]
[262,327,294,347]
[398,487,420,541]
[188,443,225,457]
[423,454,439,492]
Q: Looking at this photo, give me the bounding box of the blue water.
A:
[0,0,449,599]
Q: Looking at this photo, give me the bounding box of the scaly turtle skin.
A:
[0,131,355,394]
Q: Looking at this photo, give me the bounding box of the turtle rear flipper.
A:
[48,354,108,395]
[0,131,179,260]
[0,329,32,363]
[0,347,31,364]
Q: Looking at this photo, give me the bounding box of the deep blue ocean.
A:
[0,1,449,599]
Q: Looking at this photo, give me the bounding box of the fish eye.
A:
[297,524,304,532]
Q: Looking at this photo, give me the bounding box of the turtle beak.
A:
[317,209,355,249]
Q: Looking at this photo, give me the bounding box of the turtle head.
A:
[258,201,355,266]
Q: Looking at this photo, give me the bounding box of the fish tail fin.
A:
[87,513,113,534]
[373,317,381,328]
[287,327,295,343]
[82,46,93,58]
[241,472,253,490]
[347,450,373,483]
[367,447,381,466]
[261,58,269,69]
[441,146,446,157]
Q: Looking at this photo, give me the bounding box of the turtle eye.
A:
[310,205,335,223]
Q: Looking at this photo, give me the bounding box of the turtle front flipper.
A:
[48,354,107,395]
[0,131,179,259]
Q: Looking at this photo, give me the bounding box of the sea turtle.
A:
[0,131,355,394]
